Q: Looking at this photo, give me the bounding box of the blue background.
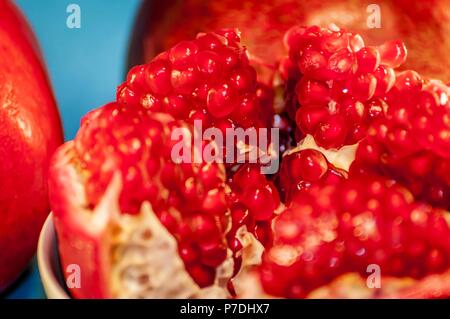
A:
[4,0,143,298]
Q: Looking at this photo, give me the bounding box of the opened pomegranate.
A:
[258,174,450,298]
[0,0,63,292]
[351,73,450,210]
[49,16,450,299]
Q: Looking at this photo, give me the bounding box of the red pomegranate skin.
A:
[0,0,63,291]
[129,0,450,83]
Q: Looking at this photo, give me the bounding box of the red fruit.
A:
[130,0,450,83]
[260,175,450,298]
[286,25,404,149]
[49,103,232,297]
[120,30,271,131]
[351,74,450,209]
[0,0,63,292]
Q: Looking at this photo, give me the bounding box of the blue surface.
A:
[16,0,142,140]
[4,0,143,299]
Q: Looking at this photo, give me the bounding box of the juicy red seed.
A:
[140,94,162,112]
[126,65,147,91]
[378,40,407,68]
[169,40,199,62]
[242,186,276,221]
[356,47,380,74]
[350,73,377,100]
[218,46,240,70]
[189,214,220,242]
[186,264,216,288]
[196,50,222,79]
[298,48,327,78]
[327,48,356,79]
[163,94,190,119]
[314,114,348,149]
[207,83,237,118]
[179,243,200,265]
[170,63,200,94]
[394,70,423,91]
[196,33,224,51]
[229,67,256,92]
[231,204,250,227]
[373,65,396,96]
[292,149,328,182]
[295,106,329,134]
[145,59,172,94]
[200,242,228,267]
[202,189,228,215]
[254,222,273,247]
[231,95,259,127]
[319,30,349,54]
[296,77,330,106]
[229,237,243,253]
[117,85,140,106]
[199,163,224,190]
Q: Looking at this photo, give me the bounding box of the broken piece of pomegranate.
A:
[50,102,235,298]
[258,174,450,298]
[282,25,406,149]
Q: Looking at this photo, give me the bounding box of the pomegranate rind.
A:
[49,142,113,299]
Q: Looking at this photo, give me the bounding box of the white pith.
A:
[288,134,358,171]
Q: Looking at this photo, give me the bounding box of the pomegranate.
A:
[351,73,450,210]
[0,0,63,292]
[129,0,450,83]
[258,174,450,298]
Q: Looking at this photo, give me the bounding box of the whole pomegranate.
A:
[0,0,63,292]
[129,0,450,83]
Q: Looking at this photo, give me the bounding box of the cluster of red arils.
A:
[73,102,231,287]
[351,73,450,210]
[254,24,450,298]
[260,174,450,298]
[281,25,406,149]
[117,29,272,130]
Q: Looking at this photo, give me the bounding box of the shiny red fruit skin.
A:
[129,0,450,83]
[0,0,63,292]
